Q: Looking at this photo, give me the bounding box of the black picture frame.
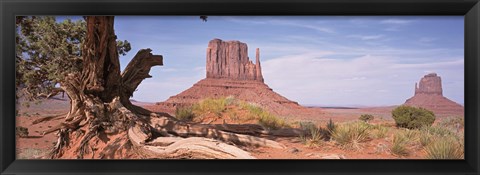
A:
[1,0,479,175]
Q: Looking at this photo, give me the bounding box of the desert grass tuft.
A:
[177,97,290,129]
[331,121,371,150]
[390,133,410,157]
[257,111,289,130]
[373,126,389,139]
[192,97,228,117]
[421,125,455,137]
[404,129,418,138]
[240,102,289,130]
[419,133,433,147]
[299,124,324,147]
[174,107,195,121]
[438,116,464,132]
[425,136,463,159]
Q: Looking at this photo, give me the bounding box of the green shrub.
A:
[174,107,195,121]
[390,133,409,157]
[392,105,435,129]
[331,122,371,149]
[425,136,463,159]
[359,114,374,123]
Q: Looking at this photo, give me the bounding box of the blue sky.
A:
[60,16,464,106]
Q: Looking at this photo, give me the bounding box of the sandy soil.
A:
[15,95,68,158]
[15,96,459,159]
[250,136,426,159]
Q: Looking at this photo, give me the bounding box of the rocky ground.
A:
[16,95,463,159]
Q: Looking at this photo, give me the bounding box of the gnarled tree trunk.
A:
[43,16,285,159]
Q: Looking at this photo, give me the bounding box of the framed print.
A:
[1,0,479,174]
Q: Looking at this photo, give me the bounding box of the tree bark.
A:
[81,16,121,102]
[120,48,163,115]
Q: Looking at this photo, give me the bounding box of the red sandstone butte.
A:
[156,39,309,117]
[404,73,464,116]
[206,39,264,82]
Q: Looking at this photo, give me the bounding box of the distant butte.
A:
[155,39,312,117]
[414,73,443,96]
[404,73,464,116]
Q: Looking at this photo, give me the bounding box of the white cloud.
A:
[262,51,464,107]
[159,68,178,72]
[419,37,436,43]
[344,76,367,81]
[347,34,385,40]
[416,37,437,46]
[218,16,269,25]
[288,23,336,33]
[380,19,415,32]
[133,74,204,103]
[119,17,463,106]
[381,19,415,25]
[193,66,206,71]
[221,17,336,34]
[384,27,402,32]
[349,18,370,26]
[391,58,464,69]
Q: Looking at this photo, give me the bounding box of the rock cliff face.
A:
[206,39,263,82]
[415,73,442,95]
[156,39,309,117]
[405,73,463,116]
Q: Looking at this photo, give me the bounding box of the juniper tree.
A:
[16,16,284,159]
[16,16,131,101]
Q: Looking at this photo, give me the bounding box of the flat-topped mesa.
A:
[414,73,442,96]
[206,39,264,82]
